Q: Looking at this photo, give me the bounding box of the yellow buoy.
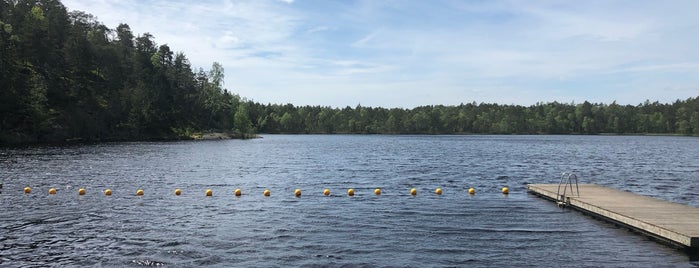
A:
[294,189,302,197]
[78,188,86,195]
[136,189,144,196]
[502,187,509,194]
[24,187,31,194]
[234,188,242,196]
[410,188,417,196]
[48,188,56,195]
[374,188,381,195]
[174,188,182,196]
[105,189,112,196]
[263,189,271,196]
[468,187,475,195]
[435,188,442,195]
[323,189,330,196]
[206,189,213,197]
[347,188,355,196]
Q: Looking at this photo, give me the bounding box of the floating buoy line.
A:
[14,186,511,197]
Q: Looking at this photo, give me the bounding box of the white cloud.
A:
[215,31,241,49]
[60,0,699,108]
[305,26,334,35]
[520,4,655,42]
[352,29,382,47]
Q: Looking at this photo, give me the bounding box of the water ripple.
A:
[1,135,698,267]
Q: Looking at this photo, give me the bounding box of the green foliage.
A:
[246,98,699,136]
[1,1,698,145]
[29,6,45,21]
[234,103,254,138]
[0,0,241,144]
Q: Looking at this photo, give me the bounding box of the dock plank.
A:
[528,184,699,248]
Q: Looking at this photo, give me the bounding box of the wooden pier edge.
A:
[527,184,699,254]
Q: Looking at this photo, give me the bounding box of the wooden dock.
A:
[528,184,699,249]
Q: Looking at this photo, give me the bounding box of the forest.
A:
[1,0,699,145]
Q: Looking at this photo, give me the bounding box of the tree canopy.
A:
[1,0,698,145]
[241,99,699,135]
[1,0,244,143]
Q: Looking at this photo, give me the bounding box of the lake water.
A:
[1,135,699,267]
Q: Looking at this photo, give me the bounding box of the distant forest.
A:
[1,1,699,144]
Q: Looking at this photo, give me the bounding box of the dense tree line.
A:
[1,0,248,144]
[243,98,699,135]
[1,1,698,144]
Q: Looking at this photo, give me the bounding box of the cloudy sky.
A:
[61,0,699,108]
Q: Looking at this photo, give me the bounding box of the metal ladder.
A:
[556,172,580,207]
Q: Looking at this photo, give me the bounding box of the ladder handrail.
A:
[557,172,580,203]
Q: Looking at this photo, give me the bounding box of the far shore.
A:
[192,132,233,140]
[191,132,261,140]
[1,132,694,147]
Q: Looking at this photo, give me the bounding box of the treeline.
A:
[2,1,698,145]
[243,98,699,135]
[1,0,252,144]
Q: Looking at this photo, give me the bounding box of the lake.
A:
[1,135,699,267]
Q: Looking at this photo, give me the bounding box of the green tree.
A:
[234,103,253,138]
[690,112,699,135]
[279,112,296,132]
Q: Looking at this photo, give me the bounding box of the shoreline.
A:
[192,132,262,140]
[1,132,694,147]
[191,132,234,140]
[0,132,259,147]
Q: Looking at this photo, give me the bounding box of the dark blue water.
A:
[1,135,698,267]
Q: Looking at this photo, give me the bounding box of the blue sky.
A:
[62,0,699,108]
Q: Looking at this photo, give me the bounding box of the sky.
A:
[61,0,699,108]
